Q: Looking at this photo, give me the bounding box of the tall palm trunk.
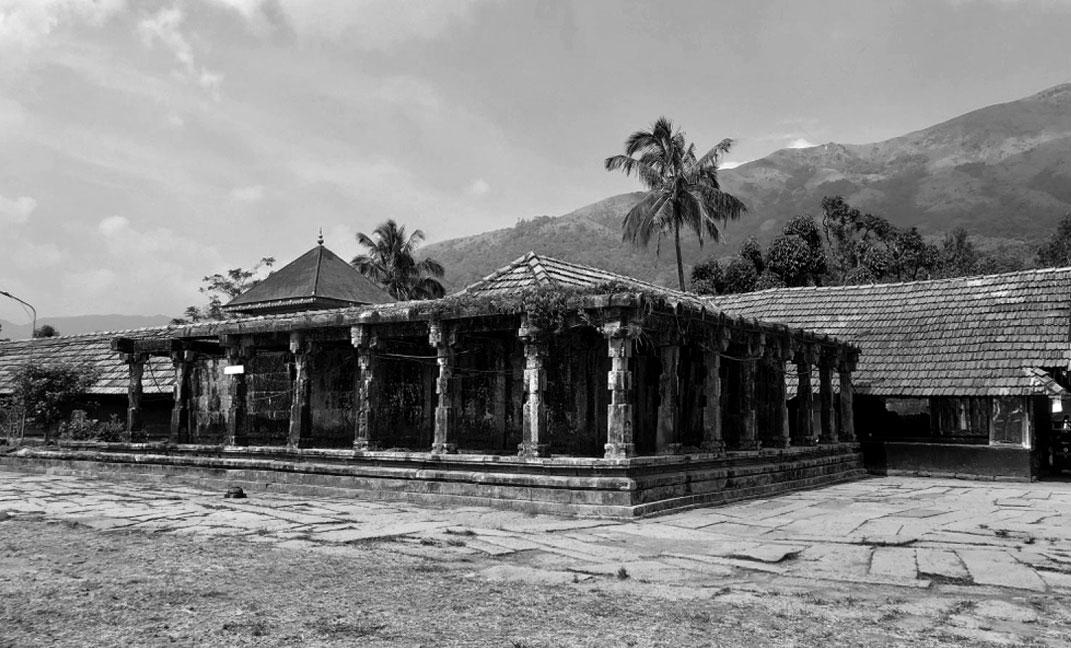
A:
[673,221,685,291]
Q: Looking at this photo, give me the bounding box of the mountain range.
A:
[6,83,1071,334]
[425,83,1071,290]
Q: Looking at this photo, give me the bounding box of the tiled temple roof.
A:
[0,328,175,396]
[224,244,391,314]
[708,267,1071,397]
[457,251,679,296]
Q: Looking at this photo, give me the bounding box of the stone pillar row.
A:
[155,322,859,454]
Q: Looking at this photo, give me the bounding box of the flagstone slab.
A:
[957,549,1047,591]
[915,548,969,580]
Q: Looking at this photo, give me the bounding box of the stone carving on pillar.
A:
[838,349,858,442]
[169,351,193,445]
[793,343,817,446]
[287,332,312,449]
[818,347,839,443]
[766,336,792,449]
[123,352,147,442]
[655,333,682,455]
[222,337,250,447]
[429,321,458,454]
[517,320,549,458]
[737,332,763,451]
[701,326,729,454]
[351,325,379,451]
[602,320,635,458]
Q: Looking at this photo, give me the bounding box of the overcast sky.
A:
[2,0,1071,319]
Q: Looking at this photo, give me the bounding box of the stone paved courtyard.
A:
[3,470,1070,596]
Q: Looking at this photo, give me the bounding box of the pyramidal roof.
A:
[455,251,685,298]
[224,242,391,315]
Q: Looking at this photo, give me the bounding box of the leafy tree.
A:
[33,324,59,338]
[352,220,445,300]
[820,196,892,283]
[739,237,765,276]
[605,117,747,290]
[1037,213,1071,267]
[13,363,98,443]
[689,258,723,296]
[936,228,978,277]
[782,215,827,283]
[174,257,276,323]
[754,270,785,291]
[721,257,758,294]
[885,227,938,281]
[765,235,814,287]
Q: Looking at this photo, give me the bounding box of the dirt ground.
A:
[2,514,1068,648]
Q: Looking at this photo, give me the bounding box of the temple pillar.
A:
[351,325,379,451]
[287,332,311,449]
[793,344,816,445]
[221,340,248,447]
[839,350,857,441]
[737,333,763,450]
[655,337,681,454]
[429,321,458,454]
[819,348,838,443]
[517,321,549,457]
[493,342,509,451]
[767,339,791,448]
[701,326,728,454]
[603,321,635,458]
[123,352,147,442]
[169,351,192,444]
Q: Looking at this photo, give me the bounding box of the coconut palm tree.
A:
[605,117,747,290]
[352,220,446,300]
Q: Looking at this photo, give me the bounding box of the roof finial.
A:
[317,228,324,246]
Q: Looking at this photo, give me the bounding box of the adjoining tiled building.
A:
[708,267,1071,480]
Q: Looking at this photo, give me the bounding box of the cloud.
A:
[230,184,265,202]
[786,138,818,149]
[0,192,37,224]
[98,214,129,236]
[137,6,223,99]
[466,178,490,197]
[0,0,126,53]
[208,0,487,50]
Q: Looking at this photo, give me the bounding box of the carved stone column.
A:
[656,336,681,455]
[169,351,193,445]
[603,321,635,458]
[793,344,816,446]
[767,338,791,448]
[123,352,147,442]
[819,348,839,443]
[701,326,729,454]
[737,333,763,451]
[287,332,311,449]
[429,321,458,454]
[838,350,857,441]
[518,321,549,457]
[351,325,378,451]
[223,341,249,447]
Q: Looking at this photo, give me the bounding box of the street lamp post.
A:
[0,289,36,339]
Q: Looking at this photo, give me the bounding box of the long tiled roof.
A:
[225,244,390,313]
[707,267,1071,397]
[0,328,175,396]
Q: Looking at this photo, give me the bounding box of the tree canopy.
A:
[351,220,446,300]
[605,117,746,290]
[173,257,276,323]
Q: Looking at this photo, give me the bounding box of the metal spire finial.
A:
[317,228,324,246]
